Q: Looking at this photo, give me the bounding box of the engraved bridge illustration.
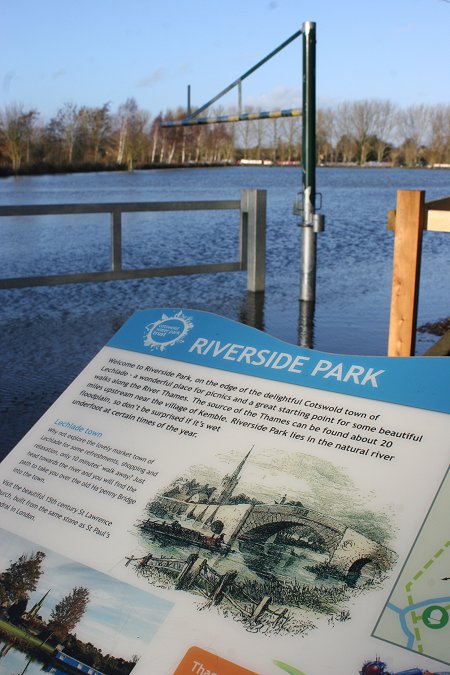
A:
[151,448,396,583]
[157,496,394,580]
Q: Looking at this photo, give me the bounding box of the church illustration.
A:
[139,447,395,585]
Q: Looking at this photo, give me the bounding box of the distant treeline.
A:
[1,98,449,175]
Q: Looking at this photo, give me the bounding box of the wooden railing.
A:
[387,191,450,356]
[0,188,266,292]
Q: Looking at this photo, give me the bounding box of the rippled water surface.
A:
[1,167,449,458]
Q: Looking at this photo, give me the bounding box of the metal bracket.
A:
[293,191,324,232]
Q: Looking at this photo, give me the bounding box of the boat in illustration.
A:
[140,517,230,553]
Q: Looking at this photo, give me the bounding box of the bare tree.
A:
[279,115,301,161]
[234,106,256,159]
[149,113,161,163]
[114,98,150,169]
[335,102,355,162]
[253,112,266,159]
[78,103,111,163]
[317,107,335,163]
[114,98,135,166]
[371,99,398,163]
[48,102,81,164]
[427,104,450,165]
[397,104,432,166]
[270,117,279,162]
[343,100,374,164]
[0,104,39,171]
[164,108,184,164]
[2,96,450,172]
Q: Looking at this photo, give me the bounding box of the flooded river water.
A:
[1,167,449,458]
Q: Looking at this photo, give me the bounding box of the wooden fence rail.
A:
[387,190,450,356]
[129,552,288,627]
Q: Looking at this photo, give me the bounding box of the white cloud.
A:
[137,68,166,88]
[52,69,67,80]
[2,70,16,93]
[246,85,301,111]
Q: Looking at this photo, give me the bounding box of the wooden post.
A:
[273,607,289,629]
[175,553,201,590]
[388,190,425,357]
[209,570,238,606]
[251,595,272,622]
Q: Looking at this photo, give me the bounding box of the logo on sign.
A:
[143,311,193,351]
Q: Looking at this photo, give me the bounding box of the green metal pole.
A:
[300,21,317,303]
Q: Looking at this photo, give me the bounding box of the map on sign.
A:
[373,467,450,666]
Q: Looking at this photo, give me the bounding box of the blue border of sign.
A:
[107,309,450,414]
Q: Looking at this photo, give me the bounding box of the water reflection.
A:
[238,291,265,332]
[2,167,450,460]
[0,639,15,657]
[138,526,341,590]
[239,291,316,348]
[298,300,315,349]
[0,640,97,675]
[238,539,331,586]
[0,639,46,675]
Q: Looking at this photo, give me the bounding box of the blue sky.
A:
[1,0,449,121]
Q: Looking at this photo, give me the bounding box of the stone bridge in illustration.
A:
[155,496,396,582]
[230,503,396,581]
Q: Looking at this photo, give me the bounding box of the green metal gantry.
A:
[162,22,321,307]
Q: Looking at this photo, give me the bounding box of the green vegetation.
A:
[0,550,46,608]
[0,620,135,675]
[235,576,349,614]
[0,619,53,653]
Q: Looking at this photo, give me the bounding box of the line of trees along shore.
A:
[1,98,449,175]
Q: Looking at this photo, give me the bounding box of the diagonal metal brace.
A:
[161,28,302,128]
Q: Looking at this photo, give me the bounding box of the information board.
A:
[0,308,449,675]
